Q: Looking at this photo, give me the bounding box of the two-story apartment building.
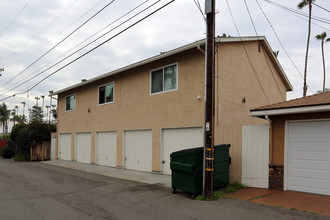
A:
[53,37,292,182]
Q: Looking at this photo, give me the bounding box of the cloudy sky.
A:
[0,0,329,113]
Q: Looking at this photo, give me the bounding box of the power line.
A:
[1,0,159,97]
[4,0,79,65]
[256,0,314,94]
[225,0,270,103]
[243,0,285,101]
[0,0,33,37]
[264,0,330,24]
[0,0,116,90]
[277,5,330,32]
[0,0,176,102]
[193,0,206,20]
[5,0,107,67]
[313,3,330,13]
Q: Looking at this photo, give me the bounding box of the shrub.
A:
[10,123,28,142]
[14,154,26,161]
[0,134,9,140]
[6,122,56,161]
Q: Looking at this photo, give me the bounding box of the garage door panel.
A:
[291,169,328,180]
[287,120,330,195]
[291,158,328,170]
[290,151,328,161]
[289,121,329,133]
[97,132,117,167]
[124,130,152,172]
[162,127,203,175]
[290,177,328,193]
[76,133,91,164]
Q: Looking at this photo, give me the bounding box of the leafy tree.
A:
[315,32,330,92]
[16,115,27,124]
[7,121,56,160]
[298,0,316,97]
[30,106,44,123]
[218,33,232,38]
[51,109,57,120]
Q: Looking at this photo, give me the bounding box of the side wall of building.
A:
[56,40,289,182]
[214,41,288,181]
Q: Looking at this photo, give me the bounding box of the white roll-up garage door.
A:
[124,130,152,172]
[96,131,117,167]
[286,120,330,195]
[162,127,203,175]
[76,132,91,164]
[59,133,71,161]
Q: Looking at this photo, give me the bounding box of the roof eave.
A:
[250,104,330,117]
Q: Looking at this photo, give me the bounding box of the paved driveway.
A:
[0,158,327,220]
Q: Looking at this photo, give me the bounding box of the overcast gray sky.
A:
[0,0,329,113]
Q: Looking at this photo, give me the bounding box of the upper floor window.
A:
[66,94,76,111]
[99,82,114,105]
[151,64,177,94]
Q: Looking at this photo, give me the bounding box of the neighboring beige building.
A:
[53,37,292,182]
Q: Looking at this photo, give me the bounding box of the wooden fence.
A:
[30,141,50,161]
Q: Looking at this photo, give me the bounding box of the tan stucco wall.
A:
[214,41,287,181]
[58,48,205,171]
[56,40,288,182]
[269,112,330,165]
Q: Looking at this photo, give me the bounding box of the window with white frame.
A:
[99,82,114,105]
[151,64,177,94]
[65,94,76,111]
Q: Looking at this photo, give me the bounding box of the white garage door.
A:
[96,131,117,167]
[286,120,330,195]
[59,133,71,161]
[76,132,91,164]
[124,130,152,172]
[162,127,203,175]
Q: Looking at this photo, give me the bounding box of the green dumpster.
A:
[213,144,231,189]
[170,144,231,198]
[170,147,204,198]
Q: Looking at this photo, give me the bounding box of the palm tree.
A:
[315,32,329,92]
[11,109,16,126]
[298,0,316,97]
[0,103,10,134]
[21,102,26,117]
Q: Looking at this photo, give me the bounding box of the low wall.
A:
[0,139,7,149]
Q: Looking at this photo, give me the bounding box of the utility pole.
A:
[0,67,4,76]
[203,0,216,198]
